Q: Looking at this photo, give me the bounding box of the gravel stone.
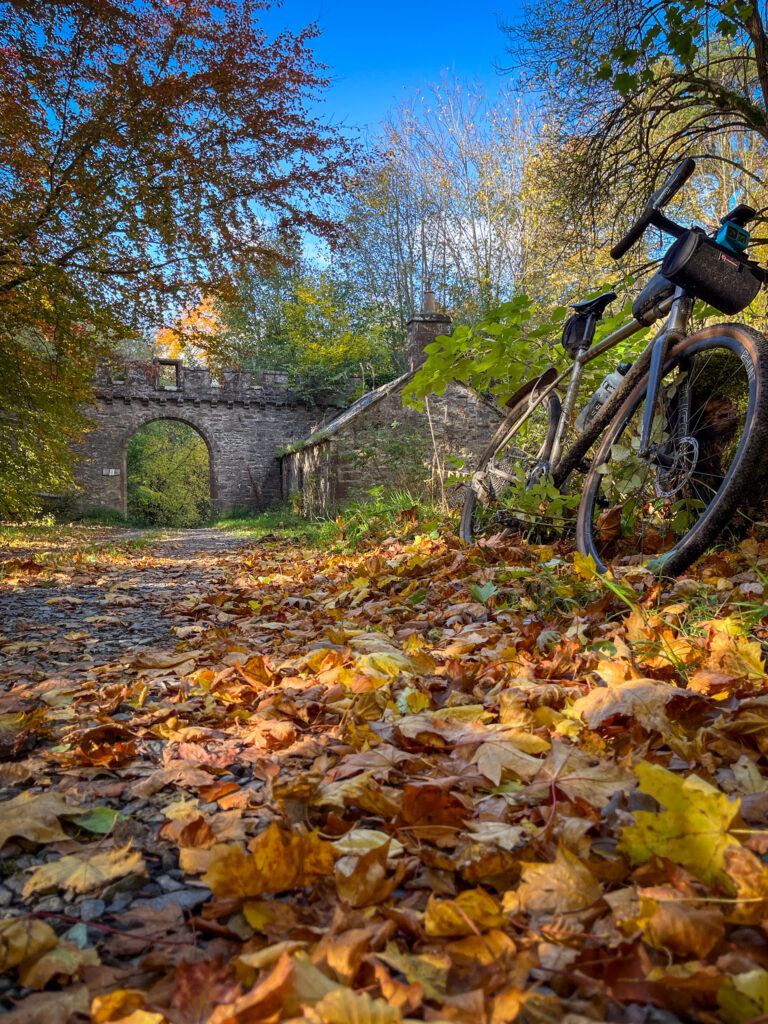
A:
[34,895,64,913]
[157,875,184,893]
[0,886,13,908]
[79,898,106,922]
[137,886,212,913]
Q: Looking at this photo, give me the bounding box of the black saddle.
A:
[570,291,617,317]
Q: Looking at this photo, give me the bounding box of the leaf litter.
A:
[3,527,768,1021]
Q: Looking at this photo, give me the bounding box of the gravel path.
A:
[0,528,247,684]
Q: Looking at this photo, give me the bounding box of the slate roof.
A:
[280,371,498,456]
[280,369,415,453]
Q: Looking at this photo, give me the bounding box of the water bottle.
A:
[575,363,631,434]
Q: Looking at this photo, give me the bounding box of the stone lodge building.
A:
[73,294,503,517]
[280,295,503,515]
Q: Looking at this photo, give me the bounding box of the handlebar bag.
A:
[661,229,762,314]
[632,272,676,326]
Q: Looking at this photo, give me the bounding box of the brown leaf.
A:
[2,985,90,1024]
[202,824,334,898]
[335,842,401,908]
[633,890,725,957]
[571,678,686,732]
[511,845,602,922]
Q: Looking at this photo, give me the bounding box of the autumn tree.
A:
[343,79,537,330]
[504,1,768,237]
[0,0,350,517]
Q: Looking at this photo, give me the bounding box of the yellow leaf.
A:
[202,824,334,898]
[18,941,99,989]
[242,900,274,931]
[425,887,504,937]
[573,550,597,579]
[617,762,740,887]
[376,943,449,1001]
[718,970,768,1024]
[717,635,766,680]
[236,941,309,985]
[332,829,404,857]
[0,791,80,849]
[314,987,402,1023]
[91,989,147,1023]
[23,843,146,897]
[0,918,58,973]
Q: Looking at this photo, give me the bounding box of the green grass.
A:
[212,492,455,551]
[3,490,457,561]
[211,505,329,545]
[0,519,169,562]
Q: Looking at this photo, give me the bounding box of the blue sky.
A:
[257,1,524,133]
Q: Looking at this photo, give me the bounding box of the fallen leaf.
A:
[424,887,504,937]
[18,941,100,989]
[23,843,147,897]
[202,824,334,898]
[618,762,740,886]
[0,917,58,972]
[512,844,602,922]
[0,790,80,849]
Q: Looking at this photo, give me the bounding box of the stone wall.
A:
[73,362,345,516]
[281,380,502,516]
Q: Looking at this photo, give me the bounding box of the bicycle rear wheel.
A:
[460,382,562,544]
[576,324,768,576]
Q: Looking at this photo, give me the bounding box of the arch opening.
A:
[126,420,212,526]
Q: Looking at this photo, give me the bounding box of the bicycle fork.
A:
[638,290,694,457]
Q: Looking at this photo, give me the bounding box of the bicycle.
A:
[460,157,768,577]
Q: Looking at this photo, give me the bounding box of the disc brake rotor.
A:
[654,436,699,498]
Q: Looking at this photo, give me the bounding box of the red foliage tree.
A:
[0,0,351,516]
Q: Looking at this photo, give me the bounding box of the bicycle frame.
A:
[484,289,696,489]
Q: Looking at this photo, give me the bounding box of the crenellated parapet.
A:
[95,360,344,409]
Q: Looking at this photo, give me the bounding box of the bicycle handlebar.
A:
[610,207,656,260]
[610,158,696,261]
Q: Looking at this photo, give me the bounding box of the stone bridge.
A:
[74,360,346,516]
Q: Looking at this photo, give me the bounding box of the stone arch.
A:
[73,363,347,517]
[119,414,218,517]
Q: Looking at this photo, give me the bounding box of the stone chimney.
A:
[406,291,451,371]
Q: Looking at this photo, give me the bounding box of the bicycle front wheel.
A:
[576,324,768,576]
[460,381,562,544]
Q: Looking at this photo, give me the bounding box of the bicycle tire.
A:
[460,384,562,544]
[576,323,768,576]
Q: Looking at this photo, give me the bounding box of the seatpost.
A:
[550,314,593,466]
